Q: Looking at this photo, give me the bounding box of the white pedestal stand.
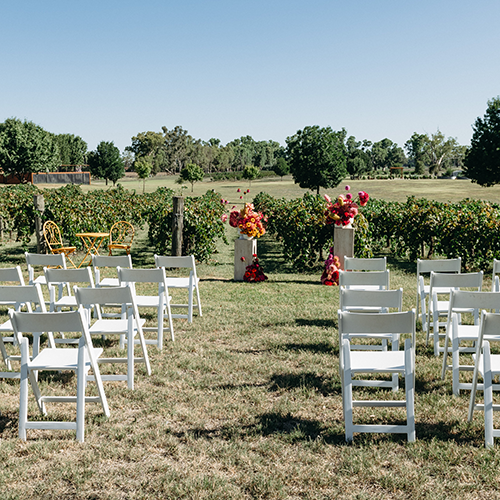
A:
[234,238,257,281]
[334,226,355,270]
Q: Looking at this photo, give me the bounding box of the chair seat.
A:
[109,244,131,250]
[52,246,77,254]
[454,324,481,340]
[135,295,172,308]
[89,318,146,335]
[30,346,103,371]
[349,351,406,373]
[53,297,78,309]
[165,277,200,288]
[0,319,13,333]
[98,277,120,287]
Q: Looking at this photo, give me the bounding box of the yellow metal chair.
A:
[42,220,77,268]
[108,221,134,255]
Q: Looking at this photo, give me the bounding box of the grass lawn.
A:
[1,180,500,498]
[40,173,500,204]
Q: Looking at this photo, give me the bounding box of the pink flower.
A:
[237,188,241,192]
[324,194,331,203]
[345,185,350,191]
[240,196,243,199]
[241,256,245,261]
[221,214,227,222]
[345,193,352,200]
[358,191,369,206]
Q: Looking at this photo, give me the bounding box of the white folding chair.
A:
[338,270,389,291]
[154,255,202,323]
[416,258,461,333]
[10,307,110,442]
[0,284,49,376]
[339,288,403,387]
[44,267,95,313]
[468,311,500,447]
[441,291,500,395]
[344,256,386,272]
[74,285,151,389]
[92,254,133,288]
[339,310,416,443]
[427,271,483,356]
[117,267,174,348]
[25,251,69,303]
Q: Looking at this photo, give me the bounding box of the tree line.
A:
[0,96,499,190]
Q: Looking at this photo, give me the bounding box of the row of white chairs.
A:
[24,252,202,323]
[337,257,500,447]
[0,253,204,442]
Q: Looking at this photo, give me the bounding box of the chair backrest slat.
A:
[417,258,461,275]
[0,266,25,285]
[449,290,500,312]
[344,257,386,272]
[154,255,194,270]
[339,270,389,288]
[430,271,483,290]
[339,310,415,336]
[340,288,402,311]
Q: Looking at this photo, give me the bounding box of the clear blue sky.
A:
[1,0,498,152]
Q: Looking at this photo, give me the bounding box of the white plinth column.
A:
[334,226,355,270]
[234,238,257,281]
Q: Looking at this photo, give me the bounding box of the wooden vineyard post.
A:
[171,196,184,256]
[33,194,46,253]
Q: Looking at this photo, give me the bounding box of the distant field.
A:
[35,174,500,204]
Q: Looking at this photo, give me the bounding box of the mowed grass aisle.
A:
[0,232,499,499]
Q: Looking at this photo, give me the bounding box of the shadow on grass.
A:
[295,318,337,329]
[170,411,346,445]
[269,371,340,397]
[274,341,333,355]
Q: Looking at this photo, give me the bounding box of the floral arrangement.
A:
[324,185,369,226]
[243,254,268,282]
[321,248,341,286]
[229,202,267,238]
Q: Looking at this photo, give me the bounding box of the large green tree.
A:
[370,138,406,171]
[0,118,60,182]
[426,130,460,175]
[88,141,124,186]
[345,136,372,178]
[286,125,347,194]
[405,132,429,175]
[465,97,500,186]
[54,133,88,169]
[126,131,166,175]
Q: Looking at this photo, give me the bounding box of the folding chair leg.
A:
[342,340,354,443]
[195,286,202,318]
[18,338,29,441]
[452,335,460,396]
[76,338,86,442]
[405,339,416,442]
[127,320,134,390]
[0,337,11,370]
[165,299,175,343]
[484,342,494,448]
